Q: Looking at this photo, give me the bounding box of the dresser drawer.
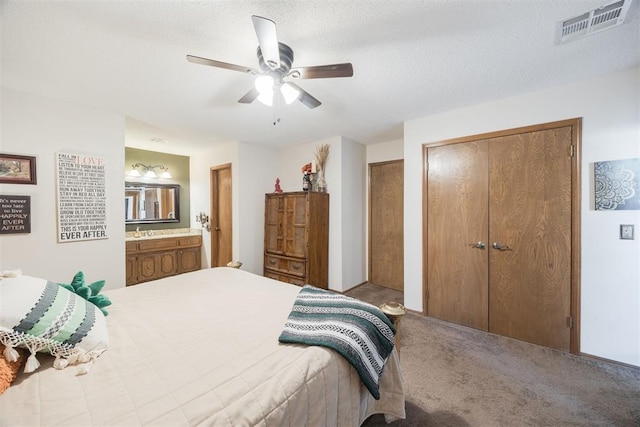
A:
[179,236,202,247]
[264,270,307,287]
[138,238,179,251]
[264,254,306,277]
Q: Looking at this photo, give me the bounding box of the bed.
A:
[0,267,405,426]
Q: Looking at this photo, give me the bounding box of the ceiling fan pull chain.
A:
[272,90,282,125]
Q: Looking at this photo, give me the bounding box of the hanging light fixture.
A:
[255,75,274,106]
[128,163,172,179]
[280,82,300,105]
[254,75,300,106]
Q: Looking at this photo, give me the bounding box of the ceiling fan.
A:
[187,15,353,109]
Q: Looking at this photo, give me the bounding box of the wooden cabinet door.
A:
[489,127,573,351]
[126,255,137,286]
[427,141,489,330]
[284,194,307,258]
[265,194,284,254]
[137,251,177,283]
[178,247,201,273]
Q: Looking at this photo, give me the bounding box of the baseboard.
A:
[580,352,640,371]
[338,281,368,294]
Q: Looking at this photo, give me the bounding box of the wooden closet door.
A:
[369,160,404,291]
[488,127,573,351]
[427,141,489,330]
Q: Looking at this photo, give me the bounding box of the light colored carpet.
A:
[346,283,640,427]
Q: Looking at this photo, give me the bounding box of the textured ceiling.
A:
[2,0,639,154]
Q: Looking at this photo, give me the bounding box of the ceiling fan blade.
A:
[252,15,280,70]
[238,87,259,104]
[187,55,257,74]
[290,63,353,79]
[288,82,321,109]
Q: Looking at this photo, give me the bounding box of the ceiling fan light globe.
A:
[281,83,300,104]
[257,90,274,106]
[255,75,274,94]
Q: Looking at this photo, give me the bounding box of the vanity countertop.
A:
[125,228,202,241]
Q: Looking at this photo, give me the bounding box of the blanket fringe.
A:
[0,329,104,374]
[24,351,40,373]
[2,343,20,363]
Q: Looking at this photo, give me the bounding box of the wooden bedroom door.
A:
[425,119,579,352]
[210,164,232,267]
[369,160,404,291]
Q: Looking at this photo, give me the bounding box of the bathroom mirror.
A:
[125,182,180,224]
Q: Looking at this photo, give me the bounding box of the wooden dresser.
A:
[263,191,329,289]
[126,234,202,286]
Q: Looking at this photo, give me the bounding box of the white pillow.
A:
[0,274,108,374]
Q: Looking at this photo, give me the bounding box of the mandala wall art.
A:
[594,158,640,210]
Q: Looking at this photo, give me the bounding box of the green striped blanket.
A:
[278,285,396,400]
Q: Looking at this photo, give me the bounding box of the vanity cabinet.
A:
[263,192,329,289]
[126,235,202,286]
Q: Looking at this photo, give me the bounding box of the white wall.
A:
[0,88,126,289]
[276,136,340,193]
[340,138,367,290]
[366,139,404,164]
[404,67,640,366]
[189,141,278,275]
[189,141,238,270]
[237,142,279,273]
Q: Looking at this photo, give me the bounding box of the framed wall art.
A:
[0,154,37,185]
[56,152,108,242]
[0,195,31,234]
[594,158,640,210]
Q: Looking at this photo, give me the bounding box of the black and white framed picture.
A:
[594,158,640,211]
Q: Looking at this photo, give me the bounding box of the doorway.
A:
[210,164,232,267]
[369,160,404,291]
[423,118,581,353]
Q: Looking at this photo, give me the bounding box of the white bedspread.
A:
[0,267,405,426]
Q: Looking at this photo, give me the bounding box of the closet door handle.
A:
[492,242,512,251]
[469,242,486,249]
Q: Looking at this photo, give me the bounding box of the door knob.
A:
[469,242,486,249]
[492,242,512,251]
[215,226,221,231]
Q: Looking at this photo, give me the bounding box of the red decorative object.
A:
[301,162,313,174]
[274,178,283,193]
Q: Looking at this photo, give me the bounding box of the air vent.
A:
[556,0,633,44]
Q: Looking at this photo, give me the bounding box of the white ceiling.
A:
[2,0,639,154]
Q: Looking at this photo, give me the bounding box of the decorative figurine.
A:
[301,162,314,192]
[274,178,283,193]
[302,172,312,191]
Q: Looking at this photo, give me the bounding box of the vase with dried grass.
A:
[315,144,330,192]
